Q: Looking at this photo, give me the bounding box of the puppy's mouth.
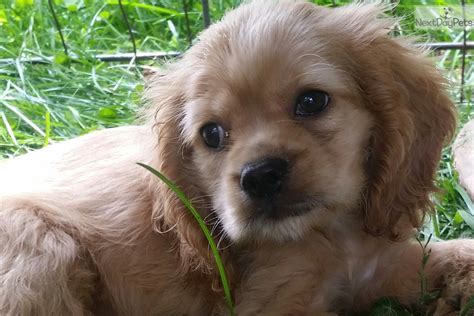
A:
[251,197,322,220]
[222,195,328,242]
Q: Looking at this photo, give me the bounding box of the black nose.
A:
[240,158,289,198]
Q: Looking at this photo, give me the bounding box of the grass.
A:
[137,162,234,315]
[0,0,474,314]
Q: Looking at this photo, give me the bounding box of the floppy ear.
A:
[143,66,219,275]
[332,4,457,237]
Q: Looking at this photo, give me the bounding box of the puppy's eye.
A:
[295,90,330,117]
[201,123,226,149]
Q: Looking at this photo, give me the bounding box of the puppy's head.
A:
[146,0,456,244]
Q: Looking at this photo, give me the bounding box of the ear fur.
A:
[142,66,225,280]
[330,4,457,237]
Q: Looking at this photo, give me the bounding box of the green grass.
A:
[137,163,234,315]
[1,0,474,315]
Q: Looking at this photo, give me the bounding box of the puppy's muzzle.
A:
[240,158,289,199]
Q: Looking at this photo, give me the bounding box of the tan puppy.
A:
[1,1,472,315]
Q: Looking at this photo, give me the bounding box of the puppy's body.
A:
[0,130,467,315]
[0,129,436,314]
[1,126,473,315]
[2,0,474,315]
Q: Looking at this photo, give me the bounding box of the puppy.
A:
[1,0,473,315]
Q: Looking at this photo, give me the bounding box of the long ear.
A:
[331,4,457,237]
[142,66,219,275]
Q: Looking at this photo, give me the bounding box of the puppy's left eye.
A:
[295,90,330,117]
[201,122,226,149]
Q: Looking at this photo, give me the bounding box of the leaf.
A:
[458,210,474,230]
[98,107,117,119]
[134,84,144,93]
[67,4,78,12]
[454,210,465,224]
[99,11,110,19]
[53,52,70,65]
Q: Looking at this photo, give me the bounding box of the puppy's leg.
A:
[0,207,96,316]
[364,239,474,314]
[235,262,333,315]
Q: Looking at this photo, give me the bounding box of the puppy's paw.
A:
[432,297,458,316]
[439,278,474,315]
[433,258,474,315]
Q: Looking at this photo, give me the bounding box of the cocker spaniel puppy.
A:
[1,0,472,315]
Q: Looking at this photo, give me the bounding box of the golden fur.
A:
[1,1,473,315]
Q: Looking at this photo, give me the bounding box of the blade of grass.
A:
[461,296,474,316]
[1,101,45,137]
[0,111,18,147]
[106,1,180,16]
[455,182,474,215]
[43,111,50,147]
[430,212,441,238]
[137,162,234,315]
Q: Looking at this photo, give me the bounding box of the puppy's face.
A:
[179,2,373,242]
[152,0,454,244]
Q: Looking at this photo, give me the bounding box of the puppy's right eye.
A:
[295,90,330,117]
[201,123,225,149]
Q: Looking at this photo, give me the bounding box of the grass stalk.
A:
[137,162,234,315]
